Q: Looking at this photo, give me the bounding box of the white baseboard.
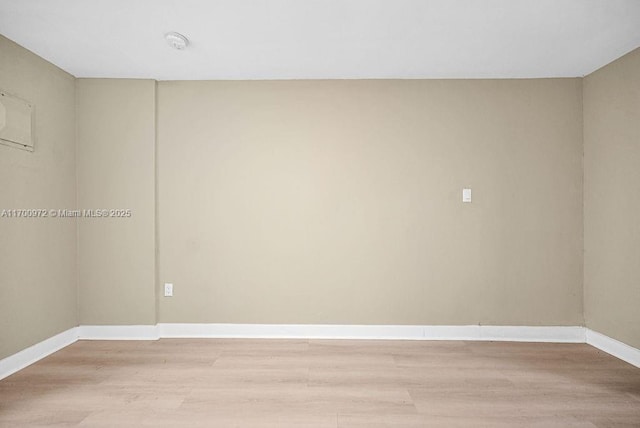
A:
[2,325,636,382]
[158,323,426,339]
[78,325,160,340]
[157,323,585,343]
[481,326,586,342]
[586,329,640,368]
[0,327,78,381]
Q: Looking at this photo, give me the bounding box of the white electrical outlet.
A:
[164,283,173,297]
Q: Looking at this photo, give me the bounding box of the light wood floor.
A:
[0,339,639,427]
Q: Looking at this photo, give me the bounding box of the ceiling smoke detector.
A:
[165,32,189,50]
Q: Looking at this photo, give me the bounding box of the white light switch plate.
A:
[164,283,173,297]
[462,188,472,203]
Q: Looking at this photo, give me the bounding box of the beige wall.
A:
[0,36,77,359]
[76,79,156,325]
[7,34,637,354]
[158,79,584,325]
[584,48,640,349]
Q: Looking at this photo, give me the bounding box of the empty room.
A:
[1,0,639,426]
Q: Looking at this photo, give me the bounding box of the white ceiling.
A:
[1,0,640,80]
